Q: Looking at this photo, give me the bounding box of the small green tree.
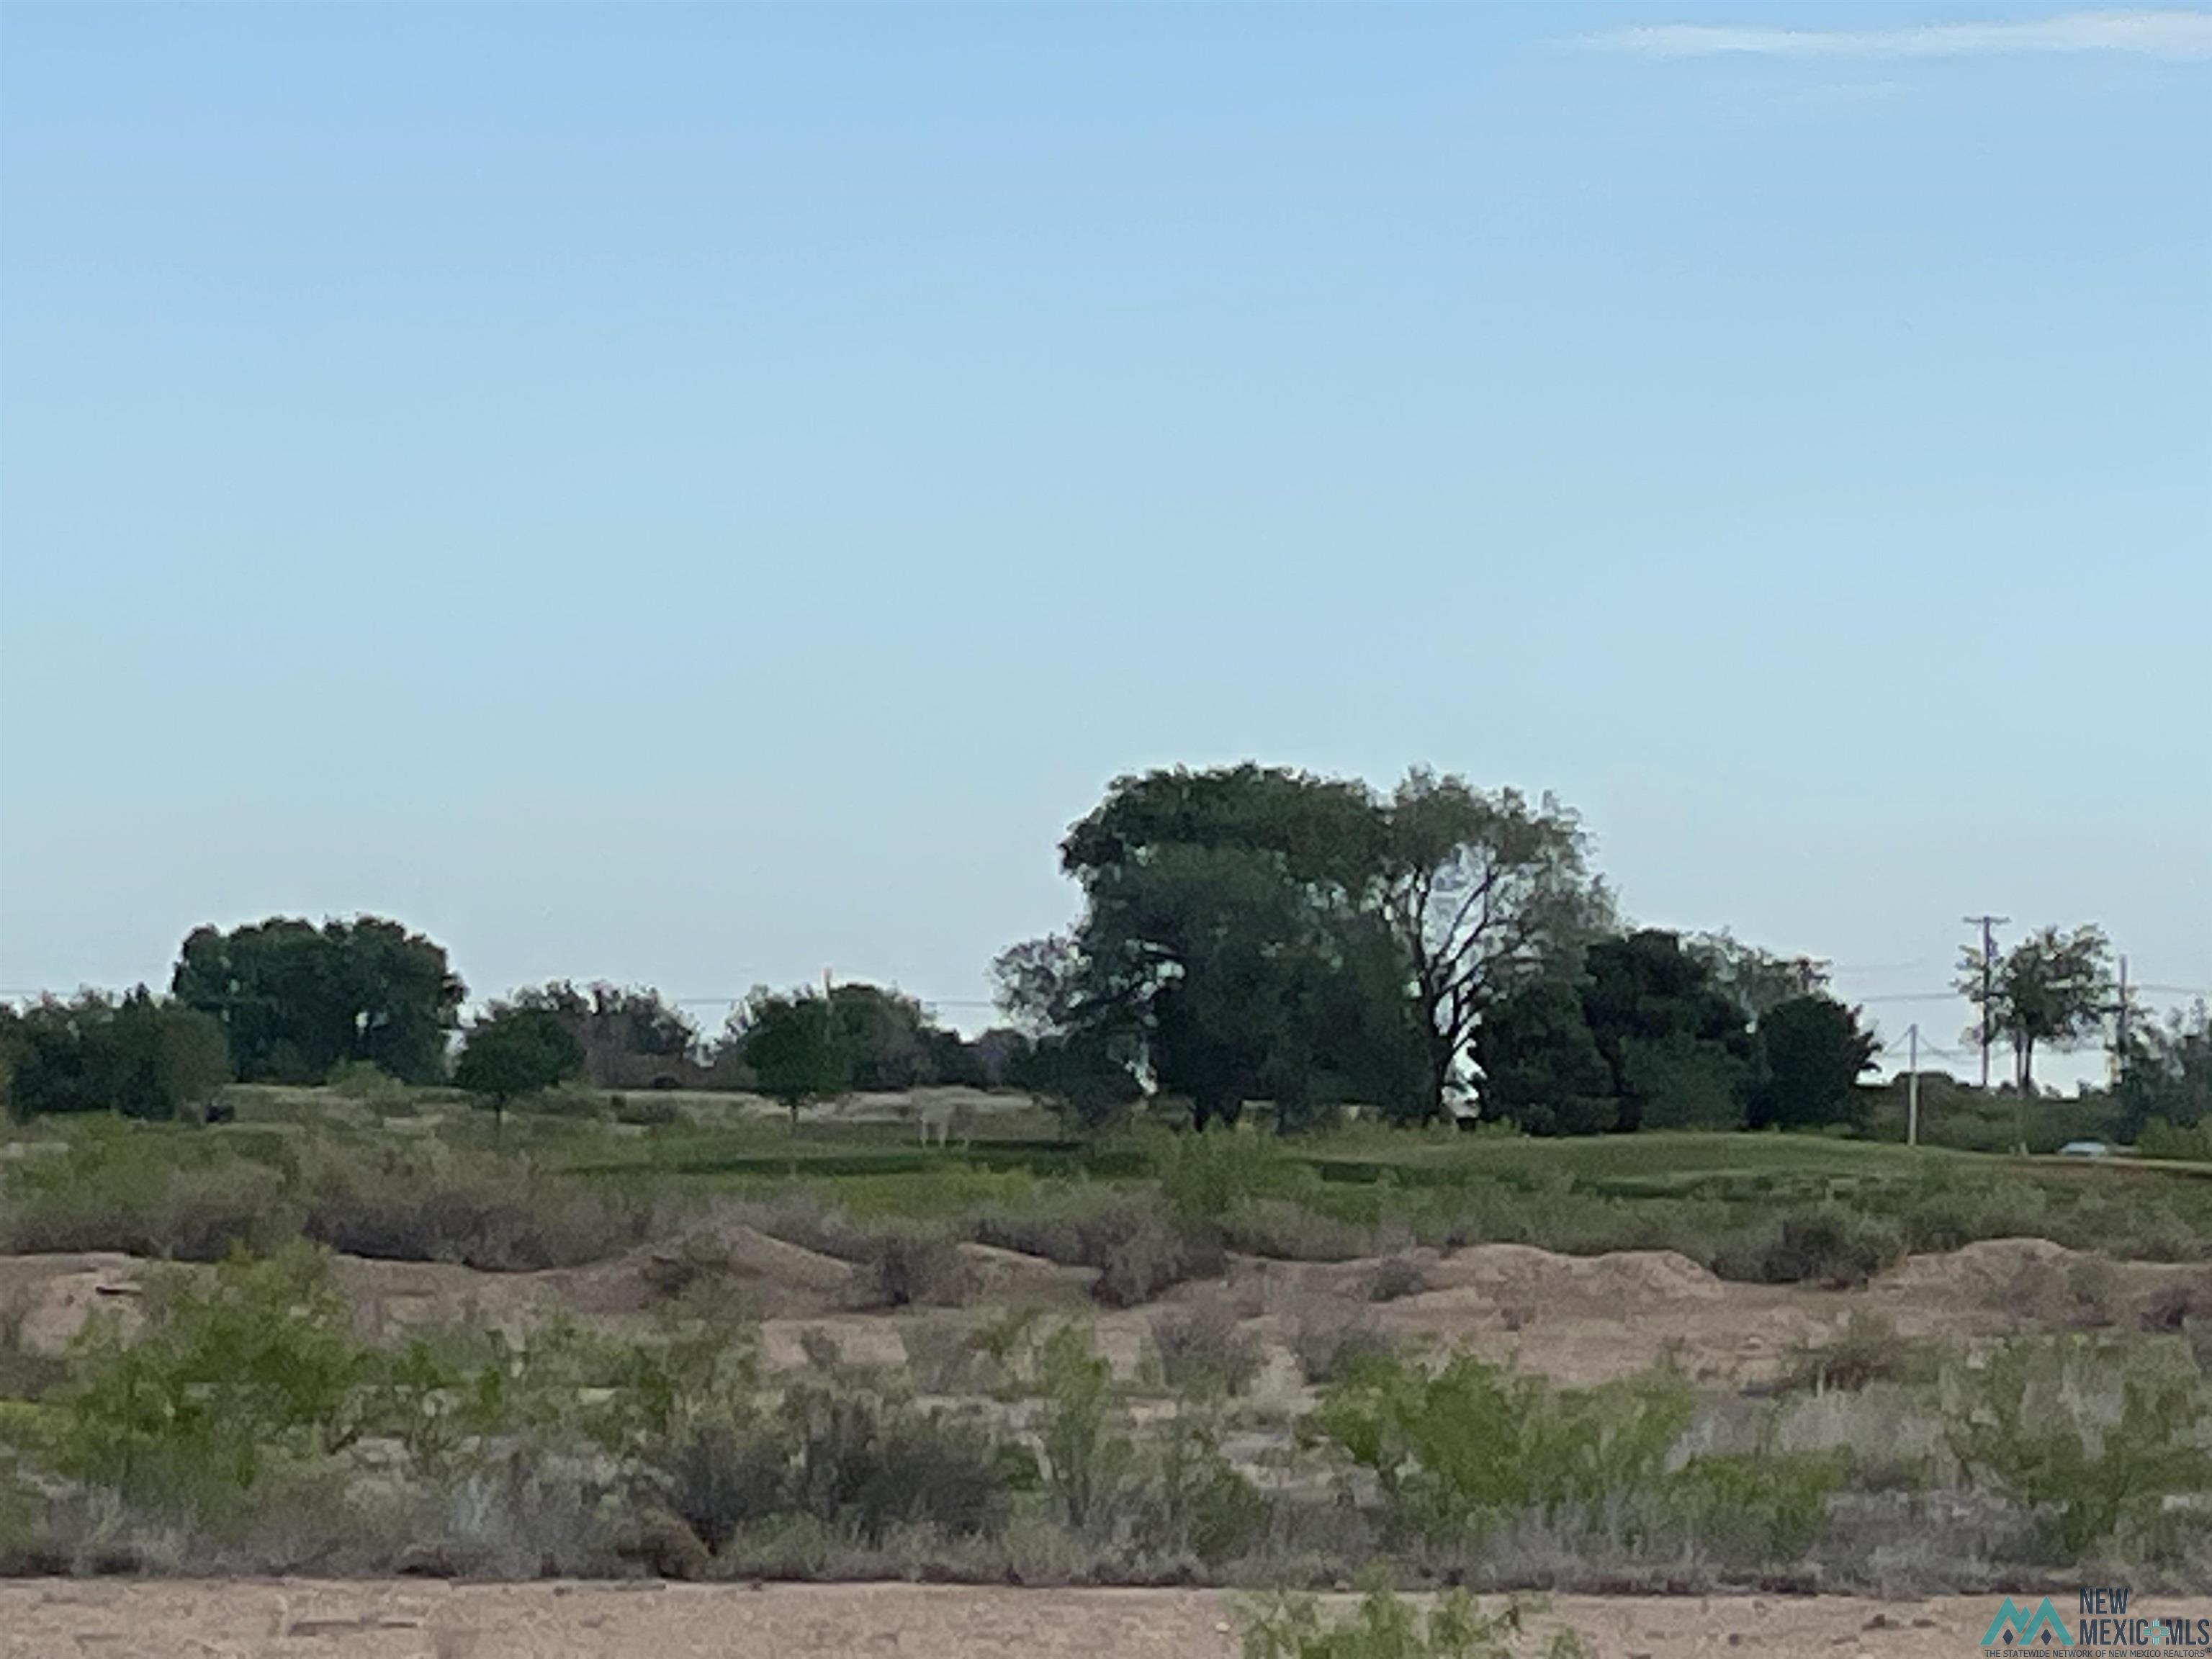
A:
[729,986,850,1132]
[454,1002,583,1136]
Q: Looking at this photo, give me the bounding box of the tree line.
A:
[3,763,2204,1138]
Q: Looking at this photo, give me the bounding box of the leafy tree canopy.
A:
[1004,764,1606,1129]
[727,987,852,1128]
[1,989,231,1123]
[1748,993,1879,1132]
[171,916,464,1085]
[2117,1000,2212,1140]
[453,1002,583,1128]
[1958,924,2113,1095]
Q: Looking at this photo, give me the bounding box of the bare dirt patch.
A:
[0,1580,2092,1659]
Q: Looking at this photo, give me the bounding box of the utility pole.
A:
[1962,914,2010,1091]
[1907,1023,1920,1148]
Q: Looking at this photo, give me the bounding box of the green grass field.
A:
[9,1084,2205,1274]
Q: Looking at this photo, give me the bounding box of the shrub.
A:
[0,1293,64,1402]
[1,1158,302,1262]
[301,1164,653,1270]
[778,1378,1012,1543]
[613,1093,681,1128]
[1665,1448,1846,1561]
[51,1244,367,1524]
[2139,1118,2212,1162]
[1151,1295,1263,1397]
[1035,1323,1132,1534]
[1290,1300,1394,1386]
[1089,1200,1224,1308]
[326,1061,409,1105]
[1147,1128,1299,1223]
[1223,1198,1375,1262]
[858,1231,975,1310]
[1773,1313,1931,1396]
[1306,1353,1694,1547]
[1943,1334,2212,1555]
[1714,1208,1898,1287]
[1238,1586,1571,1659]
[1143,1411,1268,1565]
[1367,1256,1429,1303]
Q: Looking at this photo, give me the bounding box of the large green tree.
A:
[1000,764,1606,1129]
[1377,771,1610,1122]
[1007,765,1416,1128]
[1956,924,2113,1097]
[171,916,464,1084]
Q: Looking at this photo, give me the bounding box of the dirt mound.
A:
[1424,1244,1726,1305]
[0,1251,146,1352]
[956,1242,1097,1304]
[336,1254,659,1335]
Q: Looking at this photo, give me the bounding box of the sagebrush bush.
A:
[1141,1411,1267,1565]
[1223,1198,1375,1262]
[302,1167,654,1270]
[1774,1313,1931,1397]
[52,1244,365,1525]
[1151,1295,1263,1396]
[1290,1298,1393,1385]
[777,1379,1014,1543]
[1238,1586,1581,1659]
[1367,1255,1429,1303]
[858,1231,975,1309]
[1714,1208,1899,1287]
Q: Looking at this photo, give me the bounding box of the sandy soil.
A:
[0,1580,2088,1659]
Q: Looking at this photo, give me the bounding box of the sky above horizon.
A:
[4,5,2208,1087]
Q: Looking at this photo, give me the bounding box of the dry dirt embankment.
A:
[4,1235,2206,1391]
[0,1579,2081,1659]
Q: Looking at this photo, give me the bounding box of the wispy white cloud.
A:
[1582,10,2212,62]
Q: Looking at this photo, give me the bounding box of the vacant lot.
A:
[3,1088,2209,1605]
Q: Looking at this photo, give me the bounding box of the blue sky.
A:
[3,5,2207,1080]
